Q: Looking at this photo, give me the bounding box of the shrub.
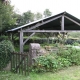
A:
[69,48,80,65]
[0,40,15,70]
[31,54,71,72]
[57,57,71,68]
[32,55,58,72]
[57,47,80,65]
[0,35,8,41]
[31,46,80,73]
[65,39,74,44]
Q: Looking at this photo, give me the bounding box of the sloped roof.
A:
[7,11,80,33]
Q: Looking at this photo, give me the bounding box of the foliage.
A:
[43,9,52,17]
[0,1,16,33]
[0,40,15,70]
[0,35,8,41]
[23,10,35,24]
[31,45,80,72]
[68,32,80,38]
[65,39,74,44]
[31,53,71,72]
[12,13,24,26]
[32,55,57,72]
[57,47,80,65]
[35,12,42,20]
[72,42,80,46]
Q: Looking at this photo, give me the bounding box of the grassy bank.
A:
[0,66,80,80]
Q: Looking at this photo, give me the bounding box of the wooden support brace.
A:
[64,15,80,26]
[23,32,35,45]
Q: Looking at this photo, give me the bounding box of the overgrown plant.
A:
[32,55,57,72]
[31,46,80,72]
[57,47,80,65]
[0,40,15,70]
[31,54,71,72]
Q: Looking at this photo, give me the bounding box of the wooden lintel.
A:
[21,30,80,33]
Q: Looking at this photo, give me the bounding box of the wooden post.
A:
[19,53,20,74]
[20,30,23,53]
[27,53,29,75]
[61,15,64,31]
[24,56,26,75]
[15,53,17,72]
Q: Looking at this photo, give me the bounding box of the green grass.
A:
[0,66,80,80]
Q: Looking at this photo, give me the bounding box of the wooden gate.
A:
[11,52,29,75]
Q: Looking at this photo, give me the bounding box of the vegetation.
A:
[43,9,52,17]
[35,12,43,20]
[31,45,80,72]
[1,1,80,79]
[0,66,80,80]
[0,40,15,70]
[0,0,16,33]
[23,10,35,24]
[13,9,52,26]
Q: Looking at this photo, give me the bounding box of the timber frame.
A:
[7,12,80,52]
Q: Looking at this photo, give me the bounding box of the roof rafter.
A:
[64,15,80,26]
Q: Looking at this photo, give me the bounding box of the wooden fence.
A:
[11,52,29,75]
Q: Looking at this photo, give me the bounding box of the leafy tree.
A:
[0,0,16,33]
[43,9,52,18]
[35,12,42,20]
[23,10,35,24]
[12,13,24,26]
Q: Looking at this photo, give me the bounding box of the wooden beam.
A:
[20,31,23,53]
[22,30,80,33]
[23,32,35,45]
[64,15,80,26]
[22,15,62,31]
[61,15,64,31]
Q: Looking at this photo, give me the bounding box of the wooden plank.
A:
[19,53,20,74]
[27,53,29,75]
[23,30,61,32]
[11,53,13,71]
[24,56,26,75]
[12,52,28,56]
[21,53,23,74]
[13,54,15,69]
[22,30,80,32]
[15,54,17,72]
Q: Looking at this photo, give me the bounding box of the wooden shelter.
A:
[7,12,80,52]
